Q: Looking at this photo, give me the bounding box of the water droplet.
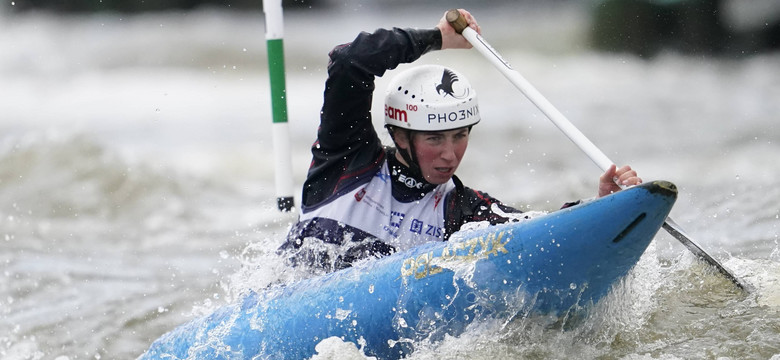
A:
[570,283,577,290]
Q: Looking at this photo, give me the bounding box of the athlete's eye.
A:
[425,135,444,143]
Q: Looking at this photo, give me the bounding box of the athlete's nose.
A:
[440,139,457,161]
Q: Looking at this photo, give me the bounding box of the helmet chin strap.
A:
[387,127,425,180]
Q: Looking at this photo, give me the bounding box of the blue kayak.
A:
[140,181,677,359]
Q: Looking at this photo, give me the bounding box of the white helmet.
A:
[384,65,480,131]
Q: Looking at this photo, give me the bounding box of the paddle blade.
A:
[662,218,752,292]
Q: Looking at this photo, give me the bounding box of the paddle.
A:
[446,9,750,292]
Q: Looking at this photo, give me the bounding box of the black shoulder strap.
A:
[451,175,473,217]
[443,175,472,240]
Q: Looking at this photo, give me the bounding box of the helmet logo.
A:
[435,69,469,99]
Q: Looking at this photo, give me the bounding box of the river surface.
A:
[1,2,779,359]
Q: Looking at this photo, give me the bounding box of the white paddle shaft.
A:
[447,9,749,291]
[460,27,613,172]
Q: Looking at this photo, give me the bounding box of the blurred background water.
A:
[1,0,779,359]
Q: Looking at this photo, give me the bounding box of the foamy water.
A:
[1,3,779,359]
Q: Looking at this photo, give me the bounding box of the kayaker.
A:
[278,9,642,273]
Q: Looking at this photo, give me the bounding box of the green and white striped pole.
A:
[264,0,294,212]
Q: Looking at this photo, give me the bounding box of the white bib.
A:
[300,161,455,252]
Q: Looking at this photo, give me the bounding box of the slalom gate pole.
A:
[264,0,294,212]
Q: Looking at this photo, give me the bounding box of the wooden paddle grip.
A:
[446,9,468,34]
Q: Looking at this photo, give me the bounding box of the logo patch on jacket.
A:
[398,174,423,189]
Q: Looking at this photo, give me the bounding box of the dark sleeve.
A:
[301,27,443,207]
[443,177,586,239]
[443,176,524,240]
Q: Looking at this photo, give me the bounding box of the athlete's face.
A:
[396,127,470,185]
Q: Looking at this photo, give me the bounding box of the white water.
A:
[1,3,779,359]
